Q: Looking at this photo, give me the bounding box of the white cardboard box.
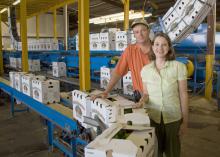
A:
[32,79,60,104]
[115,31,131,51]
[168,20,187,42]
[173,0,191,17]
[22,74,46,97]
[91,98,119,127]
[17,58,21,69]
[90,33,100,50]
[100,32,116,50]
[100,66,122,90]
[162,7,179,32]
[106,95,150,126]
[182,0,203,25]
[72,90,92,128]
[17,42,22,51]
[14,72,27,91]
[117,108,150,126]
[9,57,18,68]
[75,34,79,51]
[129,31,136,44]
[123,71,133,96]
[52,62,67,77]
[90,94,147,127]
[21,74,35,96]
[85,124,155,157]
[9,71,17,87]
[71,89,150,129]
[28,59,41,72]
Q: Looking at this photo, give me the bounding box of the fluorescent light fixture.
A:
[0,8,7,14]
[89,10,152,24]
[13,0,21,6]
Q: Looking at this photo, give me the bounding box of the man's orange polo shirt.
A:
[114,44,150,93]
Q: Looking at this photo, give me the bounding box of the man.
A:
[92,19,152,102]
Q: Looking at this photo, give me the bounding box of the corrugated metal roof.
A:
[0,0,219,22]
[0,0,75,21]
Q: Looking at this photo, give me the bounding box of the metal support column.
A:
[36,15,39,39]
[47,120,54,147]
[10,95,14,117]
[205,3,216,100]
[64,5,68,50]
[78,0,91,91]
[71,137,77,157]
[123,0,129,31]
[53,9,57,40]
[0,14,3,76]
[217,71,220,110]
[20,0,29,72]
[10,95,29,116]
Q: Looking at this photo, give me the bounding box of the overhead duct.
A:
[8,6,20,49]
[9,6,20,41]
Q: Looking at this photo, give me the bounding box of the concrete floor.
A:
[0,94,220,157]
[181,96,220,157]
[0,94,62,157]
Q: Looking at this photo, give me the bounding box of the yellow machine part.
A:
[111,56,120,65]
[186,60,194,77]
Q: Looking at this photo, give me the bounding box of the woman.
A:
[135,32,188,157]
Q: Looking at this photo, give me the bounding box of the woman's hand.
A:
[133,94,149,108]
[179,121,188,136]
[178,79,188,137]
[133,101,144,108]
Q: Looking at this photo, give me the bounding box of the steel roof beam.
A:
[101,0,123,8]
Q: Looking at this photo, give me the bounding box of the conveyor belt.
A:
[44,73,100,89]
[49,103,73,119]
[0,77,74,118]
[0,77,77,130]
[0,77,87,156]
[0,77,10,85]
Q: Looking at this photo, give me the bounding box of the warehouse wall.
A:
[1,13,65,37]
[1,13,65,49]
